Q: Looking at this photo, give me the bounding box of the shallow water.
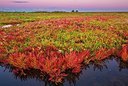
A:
[0,58,128,86]
[0,66,44,86]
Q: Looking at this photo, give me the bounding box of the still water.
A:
[0,58,128,86]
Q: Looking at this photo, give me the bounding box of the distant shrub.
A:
[72,10,75,12]
[76,10,78,12]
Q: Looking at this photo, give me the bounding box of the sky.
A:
[0,0,128,11]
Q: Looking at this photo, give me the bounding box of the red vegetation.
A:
[118,44,128,61]
[3,46,90,83]
[64,50,90,73]
[0,15,127,84]
[92,48,115,61]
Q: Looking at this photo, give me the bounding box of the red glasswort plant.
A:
[93,48,115,61]
[118,44,128,61]
[3,46,90,83]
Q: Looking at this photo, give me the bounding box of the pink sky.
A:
[0,0,128,9]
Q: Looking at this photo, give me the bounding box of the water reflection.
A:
[1,57,128,86]
[68,57,128,86]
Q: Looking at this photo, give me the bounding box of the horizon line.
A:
[0,8,128,12]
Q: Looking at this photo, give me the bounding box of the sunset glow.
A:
[0,0,128,11]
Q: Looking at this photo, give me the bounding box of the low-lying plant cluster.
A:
[0,12,128,84]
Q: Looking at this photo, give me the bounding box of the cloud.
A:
[12,1,29,3]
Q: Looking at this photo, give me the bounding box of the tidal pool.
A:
[0,57,128,86]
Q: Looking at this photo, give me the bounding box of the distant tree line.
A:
[0,10,80,13]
